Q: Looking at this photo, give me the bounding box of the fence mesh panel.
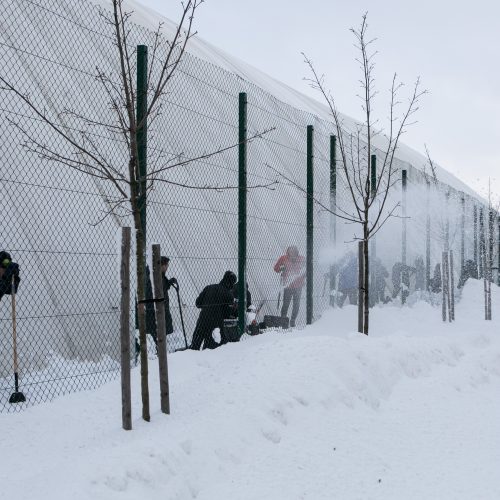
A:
[0,0,494,412]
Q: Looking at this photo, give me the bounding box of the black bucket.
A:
[262,315,289,329]
[222,318,241,342]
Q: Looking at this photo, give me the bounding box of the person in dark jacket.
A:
[190,271,237,350]
[161,256,177,336]
[274,246,305,327]
[145,265,157,344]
[232,281,252,308]
[0,251,20,302]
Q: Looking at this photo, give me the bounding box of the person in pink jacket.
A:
[273,245,305,327]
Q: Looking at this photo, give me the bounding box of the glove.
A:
[168,277,178,286]
[279,265,285,272]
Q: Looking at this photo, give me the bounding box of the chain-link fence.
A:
[0,0,495,412]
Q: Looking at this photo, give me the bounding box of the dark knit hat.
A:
[0,251,11,268]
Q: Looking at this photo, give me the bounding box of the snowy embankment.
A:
[1,279,499,500]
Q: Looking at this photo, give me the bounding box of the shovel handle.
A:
[11,275,18,374]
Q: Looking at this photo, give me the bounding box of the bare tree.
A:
[299,14,425,334]
[0,0,273,421]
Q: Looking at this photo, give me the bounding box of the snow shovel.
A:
[172,282,188,350]
[9,275,25,404]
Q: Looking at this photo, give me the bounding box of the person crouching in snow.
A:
[274,245,305,327]
[190,271,237,350]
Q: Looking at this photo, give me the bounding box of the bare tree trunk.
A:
[120,227,132,431]
[133,205,150,422]
[358,240,364,334]
[152,244,170,414]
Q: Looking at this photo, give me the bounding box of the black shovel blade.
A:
[9,391,26,404]
[174,347,189,353]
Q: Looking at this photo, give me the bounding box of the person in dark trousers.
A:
[274,246,305,327]
[0,251,20,302]
[337,251,358,307]
[134,265,158,360]
[190,271,237,350]
[160,256,177,336]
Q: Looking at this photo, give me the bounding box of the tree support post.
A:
[120,227,132,430]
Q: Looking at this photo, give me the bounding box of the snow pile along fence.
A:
[0,0,496,412]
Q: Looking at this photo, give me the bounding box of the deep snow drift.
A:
[1,279,499,500]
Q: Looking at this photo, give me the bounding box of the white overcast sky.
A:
[136,0,499,199]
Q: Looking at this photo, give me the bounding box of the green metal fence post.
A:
[460,195,465,273]
[329,135,336,307]
[445,191,450,253]
[426,182,431,291]
[137,45,148,242]
[401,169,407,304]
[479,207,484,278]
[370,154,377,198]
[370,154,377,259]
[497,216,500,286]
[306,125,314,325]
[473,204,478,271]
[238,92,247,335]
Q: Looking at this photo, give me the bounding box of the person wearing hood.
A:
[274,245,305,327]
[0,251,20,302]
[190,271,237,350]
[160,256,177,336]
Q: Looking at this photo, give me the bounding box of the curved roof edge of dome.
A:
[98,0,484,203]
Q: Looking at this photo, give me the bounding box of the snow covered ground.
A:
[1,279,499,500]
